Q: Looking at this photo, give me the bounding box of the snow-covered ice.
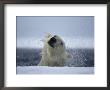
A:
[17,66,94,74]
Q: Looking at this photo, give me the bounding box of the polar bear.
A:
[38,34,70,66]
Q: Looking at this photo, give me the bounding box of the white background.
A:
[5,4,107,87]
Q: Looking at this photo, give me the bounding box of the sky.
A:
[16,16,94,48]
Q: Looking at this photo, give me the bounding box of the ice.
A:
[17,66,94,74]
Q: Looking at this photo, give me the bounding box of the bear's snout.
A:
[48,37,56,48]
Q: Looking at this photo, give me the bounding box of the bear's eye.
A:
[54,35,57,37]
[61,42,63,45]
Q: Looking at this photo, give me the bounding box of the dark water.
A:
[16,48,94,67]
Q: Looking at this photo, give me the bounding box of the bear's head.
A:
[47,35,65,48]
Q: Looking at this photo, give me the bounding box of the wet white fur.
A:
[39,34,70,66]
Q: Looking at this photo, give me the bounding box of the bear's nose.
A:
[48,37,56,48]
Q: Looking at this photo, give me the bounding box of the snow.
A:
[17,66,94,74]
[17,37,94,49]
